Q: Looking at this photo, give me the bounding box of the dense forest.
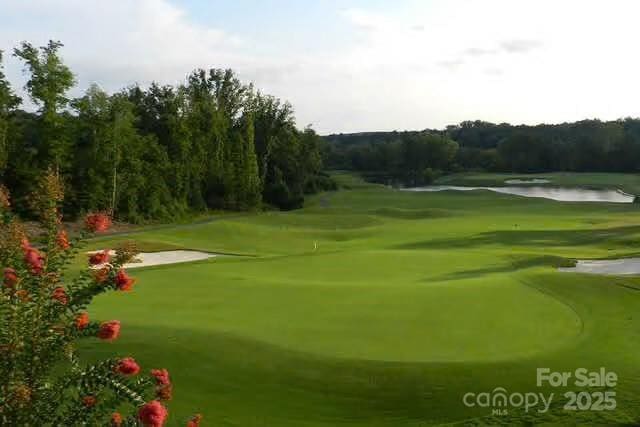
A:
[0,41,333,222]
[325,119,640,184]
[4,41,639,218]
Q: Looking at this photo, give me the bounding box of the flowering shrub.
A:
[0,171,200,426]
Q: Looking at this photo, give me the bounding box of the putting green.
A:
[79,172,640,425]
[95,252,581,363]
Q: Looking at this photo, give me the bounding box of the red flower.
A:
[93,266,111,284]
[115,357,140,376]
[85,213,112,233]
[138,400,168,427]
[89,250,110,266]
[150,369,170,386]
[20,237,30,252]
[115,269,135,291]
[51,287,68,305]
[56,229,70,250]
[82,395,97,407]
[156,383,172,401]
[15,289,29,302]
[75,312,89,330]
[24,247,44,275]
[98,320,121,341]
[186,414,203,427]
[3,268,18,289]
[111,412,123,427]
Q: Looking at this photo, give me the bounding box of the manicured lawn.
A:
[79,174,640,425]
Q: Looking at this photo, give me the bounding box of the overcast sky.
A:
[1,0,640,134]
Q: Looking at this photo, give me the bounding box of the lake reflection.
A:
[403,185,635,203]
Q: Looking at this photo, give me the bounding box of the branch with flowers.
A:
[0,170,201,426]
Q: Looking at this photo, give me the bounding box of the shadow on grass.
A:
[77,324,538,426]
[369,207,452,220]
[396,224,640,251]
[433,255,573,281]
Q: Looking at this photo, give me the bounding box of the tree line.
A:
[325,119,640,183]
[324,132,459,185]
[0,41,334,222]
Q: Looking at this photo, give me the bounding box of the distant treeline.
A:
[324,132,458,186]
[0,41,334,222]
[324,119,640,184]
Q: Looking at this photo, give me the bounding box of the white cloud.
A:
[1,0,246,92]
[464,47,498,56]
[499,39,543,54]
[2,0,640,133]
[325,0,640,132]
[340,8,392,33]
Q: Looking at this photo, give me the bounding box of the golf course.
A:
[73,172,640,425]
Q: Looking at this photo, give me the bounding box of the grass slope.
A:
[79,173,640,425]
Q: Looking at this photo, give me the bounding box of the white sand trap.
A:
[504,178,551,184]
[559,258,640,276]
[88,250,216,269]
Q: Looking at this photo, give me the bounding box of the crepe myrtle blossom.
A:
[82,395,97,407]
[3,267,18,288]
[110,413,123,427]
[75,312,90,330]
[0,171,197,424]
[187,414,203,427]
[93,266,111,284]
[23,246,44,275]
[156,383,173,401]
[51,287,68,305]
[20,237,30,252]
[98,320,121,341]
[151,369,170,386]
[115,269,136,291]
[15,289,29,302]
[138,400,169,427]
[56,229,70,250]
[89,249,110,266]
[85,212,112,233]
[115,357,141,376]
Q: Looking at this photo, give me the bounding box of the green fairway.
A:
[79,173,640,425]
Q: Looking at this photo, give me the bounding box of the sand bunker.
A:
[504,178,551,184]
[88,250,216,269]
[559,258,640,276]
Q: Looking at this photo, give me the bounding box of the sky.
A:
[1,0,640,134]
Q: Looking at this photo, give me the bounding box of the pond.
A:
[559,258,640,275]
[402,186,635,203]
[504,178,551,184]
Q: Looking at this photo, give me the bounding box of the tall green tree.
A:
[183,71,219,209]
[70,84,113,213]
[13,40,74,170]
[2,41,329,221]
[241,112,262,207]
[0,51,21,175]
[111,93,174,222]
[252,94,295,185]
